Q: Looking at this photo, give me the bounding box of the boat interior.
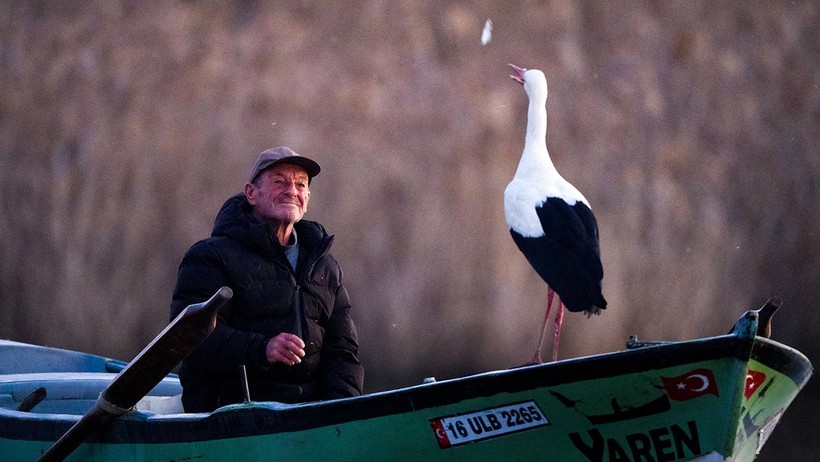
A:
[0,340,186,417]
[0,373,185,416]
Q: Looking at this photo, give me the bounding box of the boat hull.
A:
[0,333,811,461]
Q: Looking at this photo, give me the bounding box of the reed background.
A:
[1,2,818,459]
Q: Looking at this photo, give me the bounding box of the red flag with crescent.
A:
[745,370,767,399]
[661,368,719,401]
[430,419,451,448]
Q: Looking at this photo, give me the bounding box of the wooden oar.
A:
[38,286,233,462]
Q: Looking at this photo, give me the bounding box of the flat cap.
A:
[248,147,321,183]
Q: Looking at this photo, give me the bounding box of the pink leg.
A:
[530,287,555,364]
[551,303,565,362]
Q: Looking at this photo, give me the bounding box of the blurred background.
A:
[1,1,817,459]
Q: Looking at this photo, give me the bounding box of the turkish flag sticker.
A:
[661,368,719,401]
[744,370,767,399]
[430,418,451,448]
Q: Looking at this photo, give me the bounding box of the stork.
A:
[504,63,607,363]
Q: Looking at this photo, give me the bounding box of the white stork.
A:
[505,63,607,363]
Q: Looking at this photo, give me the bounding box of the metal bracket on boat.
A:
[727,296,781,339]
[239,365,251,403]
[625,335,672,350]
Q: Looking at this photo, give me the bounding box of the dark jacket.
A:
[170,194,364,412]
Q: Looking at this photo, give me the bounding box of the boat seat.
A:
[134,394,184,415]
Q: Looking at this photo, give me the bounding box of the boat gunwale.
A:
[749,336,813,388]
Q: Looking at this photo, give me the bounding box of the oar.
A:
[38,286,233,462]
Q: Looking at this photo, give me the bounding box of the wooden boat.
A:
[0,303,812,461]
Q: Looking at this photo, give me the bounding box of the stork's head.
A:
[508,63,548,97]
[508,63,527,85]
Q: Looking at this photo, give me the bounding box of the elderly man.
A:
[170,147,364,412]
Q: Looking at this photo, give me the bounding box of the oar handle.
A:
[38,286,232,462]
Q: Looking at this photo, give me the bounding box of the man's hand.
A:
[266,333,306,366]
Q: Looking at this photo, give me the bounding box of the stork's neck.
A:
[516,93,556,178]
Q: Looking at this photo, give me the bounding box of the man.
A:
[170,146,364,412]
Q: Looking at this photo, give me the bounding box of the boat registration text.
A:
[430,400,550,448]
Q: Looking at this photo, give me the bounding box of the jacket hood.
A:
[212,193,254,240]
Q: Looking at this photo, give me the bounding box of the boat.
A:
[0,300,812,461]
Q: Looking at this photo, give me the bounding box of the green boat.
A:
[0,302,812,461]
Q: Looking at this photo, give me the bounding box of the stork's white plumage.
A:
[505,63,607,363]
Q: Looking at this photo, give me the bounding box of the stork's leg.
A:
[530,287,555,364]
[550,303,565,362]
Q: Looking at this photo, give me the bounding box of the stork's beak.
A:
[508,63,526,85]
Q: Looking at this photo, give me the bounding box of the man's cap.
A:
[248,147,321,183]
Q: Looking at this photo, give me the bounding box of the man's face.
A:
[245,163,310,225]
